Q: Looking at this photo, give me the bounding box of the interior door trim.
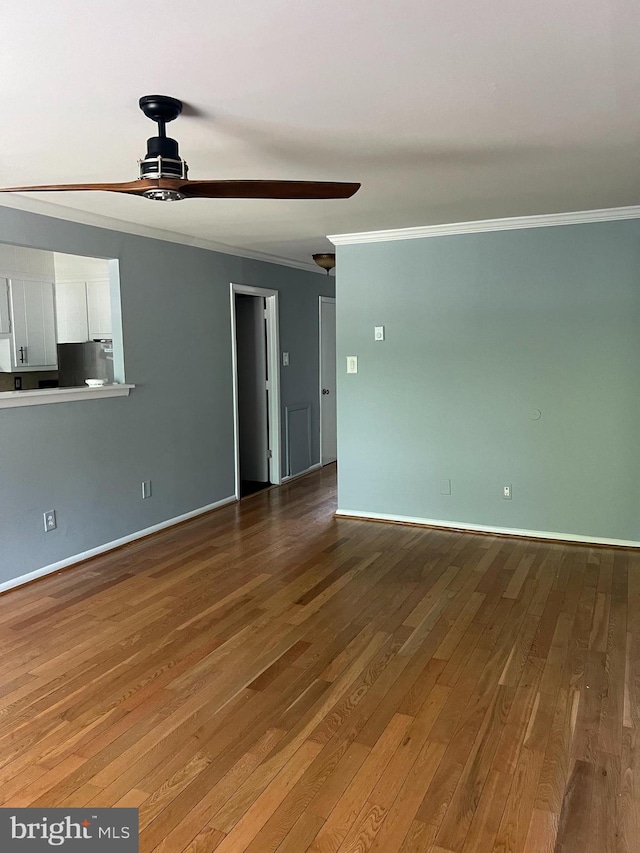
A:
[319,295,336,466]
[230,283,282,499]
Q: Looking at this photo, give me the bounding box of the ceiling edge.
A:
[0,195,321,274]
[328,205,640,245]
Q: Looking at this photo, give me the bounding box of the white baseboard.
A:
[335,509,640,549]
[0,494,237,595]
[281,462,322,483]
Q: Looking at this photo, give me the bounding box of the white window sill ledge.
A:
[0,383,135,409]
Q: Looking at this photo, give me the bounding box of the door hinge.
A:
[267,449,272,459]
[265,379,270,391]
[264,308,268,319]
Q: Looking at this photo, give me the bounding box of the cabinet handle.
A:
[19,346,27,364]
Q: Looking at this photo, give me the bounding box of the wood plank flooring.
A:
[0,464,638,852]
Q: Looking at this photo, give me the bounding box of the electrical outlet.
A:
[440,479,451,496]
[43,510,56,532]
[374,326,385,341]
[142,480,152,499]
[346,356,358,374]
[282,352,289,366]
[502,484,512,500]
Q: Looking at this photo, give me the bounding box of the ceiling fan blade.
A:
[0,177,361,201]
[0,180,155,196]
[178,180,361,200]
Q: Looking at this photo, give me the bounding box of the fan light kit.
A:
[0,95,361,203]
[312,253,336,274]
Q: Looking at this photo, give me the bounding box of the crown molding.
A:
[0,195,321,274]
[328,205,640,246]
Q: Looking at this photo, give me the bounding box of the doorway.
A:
[231,284,282,499]
[319,296,337,465]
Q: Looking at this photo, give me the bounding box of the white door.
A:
[320,297,337,465]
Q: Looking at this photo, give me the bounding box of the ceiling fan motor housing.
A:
[139,141,189,200]
[138,94,188,199]
[139,136,188,180]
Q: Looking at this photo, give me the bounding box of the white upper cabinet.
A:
[55,280,88,342]
[55,279,112,342]
[86,280,112,339]
[0,278,10,334]
[0,278,58,371]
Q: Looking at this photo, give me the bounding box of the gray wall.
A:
[0,206,333,583]
[336,219,640,543]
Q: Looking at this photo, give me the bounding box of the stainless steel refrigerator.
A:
[56,341,114,387]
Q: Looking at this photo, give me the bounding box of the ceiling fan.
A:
[0,95,361,203]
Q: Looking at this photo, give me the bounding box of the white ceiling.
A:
[2,0,640,270]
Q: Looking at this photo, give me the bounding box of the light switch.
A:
[374,326,385,341]
[346,356,358,374]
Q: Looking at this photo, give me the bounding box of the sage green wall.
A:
[336,219,640,542]
[0,205,333,585]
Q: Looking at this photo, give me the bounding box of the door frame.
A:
[319,295,337,466]
[230,283,282,499]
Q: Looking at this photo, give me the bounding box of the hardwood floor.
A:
[1,464,638,852]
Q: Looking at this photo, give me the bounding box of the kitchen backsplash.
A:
[0,371,59,392]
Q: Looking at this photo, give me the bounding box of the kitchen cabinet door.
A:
[86,279,112,339]
[10,279,58,369]
[55,280,89,342]
[0,278,10,334]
